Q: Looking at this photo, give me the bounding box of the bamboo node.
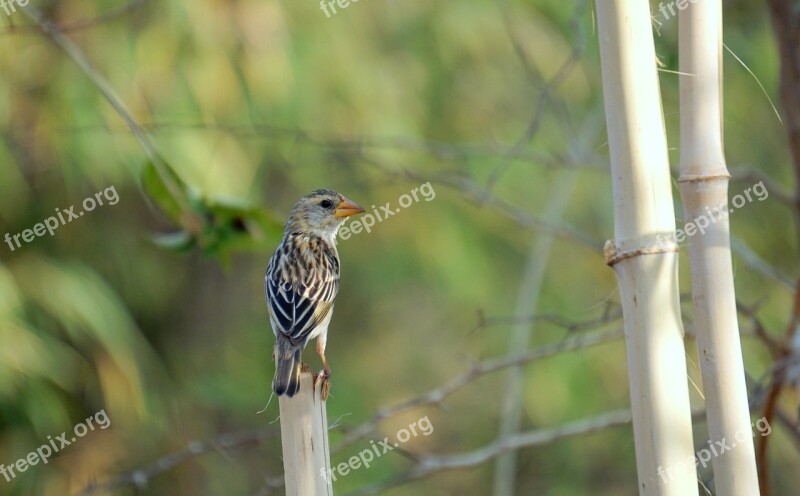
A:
[678,172,731,183]
[603,240,678,267]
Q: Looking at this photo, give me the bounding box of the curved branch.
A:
[81,428,278,495]
[345,410,632,496]
[332,329,623,454]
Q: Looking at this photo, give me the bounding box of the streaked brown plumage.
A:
[265,189,364,398]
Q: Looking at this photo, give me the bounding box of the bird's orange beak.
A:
[335,197,366,218]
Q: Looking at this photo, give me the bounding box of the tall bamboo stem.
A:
[678,1,760,494]
[595,1,698,493]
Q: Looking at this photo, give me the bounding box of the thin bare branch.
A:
[730,236,796,290]
[730,166,795,206]
[362,160,604,252]
[483,0,590,195]
[58,122,605,170]
[18,4,190,215]
[332,329,623,453]
[81,428,278,495]
[1,0,146,36]
[472,307,622,335]
[345,409,632,496]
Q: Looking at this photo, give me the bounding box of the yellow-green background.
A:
[0,0,796,494]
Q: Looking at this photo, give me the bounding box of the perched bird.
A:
[265,189,365,398]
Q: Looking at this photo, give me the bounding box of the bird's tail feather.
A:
[273,339,302,397]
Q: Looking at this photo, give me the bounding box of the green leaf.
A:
[139,159,187,221]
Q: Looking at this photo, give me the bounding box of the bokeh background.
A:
[0,0,798,494]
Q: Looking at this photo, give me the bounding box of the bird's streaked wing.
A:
[265,236,339,345]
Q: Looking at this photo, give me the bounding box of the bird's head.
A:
[284,189,365,239]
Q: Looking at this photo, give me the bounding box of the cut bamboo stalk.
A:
[595,1,698,494]
[279,367,333,496]
[678,1,760,494]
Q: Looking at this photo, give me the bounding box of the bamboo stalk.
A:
[595,1,698,494]
[678,1,760,494]
[493,171,577,496]
[279,368,333,496]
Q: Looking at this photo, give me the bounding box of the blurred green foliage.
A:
[0,0,797,495]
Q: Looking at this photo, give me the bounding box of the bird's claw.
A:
[313,369,331,401]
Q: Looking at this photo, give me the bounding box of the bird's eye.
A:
[320,199,333,209]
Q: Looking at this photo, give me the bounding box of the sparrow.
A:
[265,189,365,398]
